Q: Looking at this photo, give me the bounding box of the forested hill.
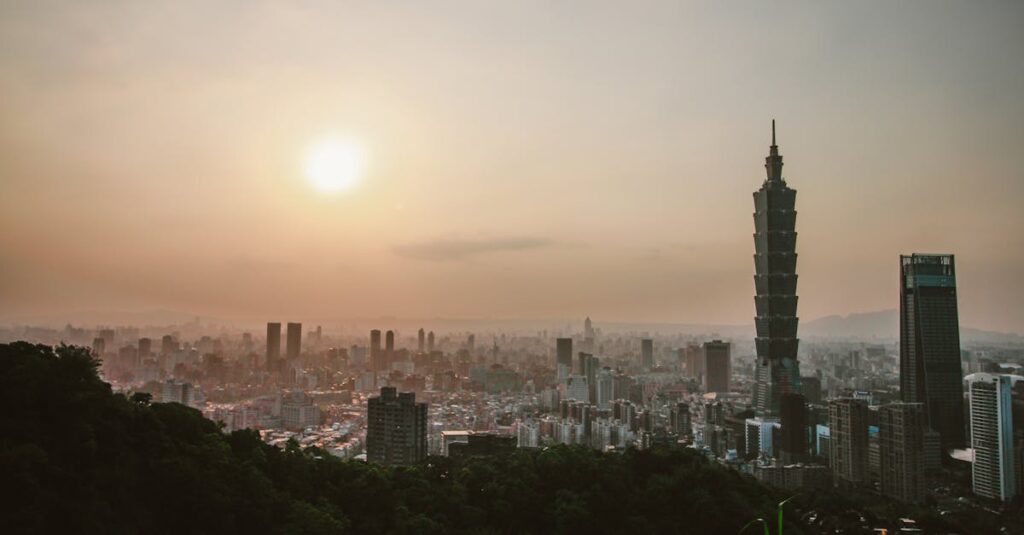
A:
[0,342,800,534]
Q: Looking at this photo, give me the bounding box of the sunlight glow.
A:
[303,138,365,194]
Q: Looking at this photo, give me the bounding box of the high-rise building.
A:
[596,367,615,409]
[702,340,731,393]
[385,330,395,366]
[878,402,927,504]
[670,402,692,438]
[417,328,425,352]
[281,391,321,431]
[752,121,801,417]
[427,331,435,353]
[684,344,703,382]
[900,253,966,449]
[745,417,781,459]
[98,329,115,351]
[968,373,1017,502]
[779,392,808,464]
[829,398,869,487]
[1013,382,1024,498]
[703,401,724,447]
[160,334,177,356]
[583,317,595,353]
[370,329,382,371]
[640,339,654,370]
[286,322,302,360]
[266,323,281,367]
[366,387,428,466]
[138,337,152,358]
[556,338,573,380]
[578,353,599,404]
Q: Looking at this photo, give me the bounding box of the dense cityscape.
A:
[4,130,1022,533]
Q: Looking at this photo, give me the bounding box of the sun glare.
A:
[303,138,365,194]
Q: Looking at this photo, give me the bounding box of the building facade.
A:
[556,338,573,380]
[878,402,927,503]
[366,387,428,466]
[286,322,302,360]
[899,253,965,449]
[266,322,281,368]
[640,338,654,370]
[703,340,731,393]
[969,373,1017,502]
[829,398,869,486]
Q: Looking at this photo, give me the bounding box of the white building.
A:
[281,392,321,430]
[968,373,1017,502]
[745,417,781,458]
[161,379,197,406]
[517,419,540,448]
[563,374,589,404]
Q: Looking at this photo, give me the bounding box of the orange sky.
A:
[2,2,1023,333]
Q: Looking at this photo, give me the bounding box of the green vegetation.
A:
[1,342,798,534]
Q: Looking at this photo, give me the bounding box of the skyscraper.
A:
[366,387,428,466]
[286,322,302,360]
[968,373,1017,502]
[640,338,654,370]
[670,402,692,438]
[578,353,599,404]
[829,398,868,487]
[753,121,801,417]
[596,367,615,409]
[266,322,281,367]
[417,328,425,352]
[583,316,595,352]
[900,253,966,449]
[878,402,927,504]
[385,329,395,368]
[684,344,703,382]
[556,338,573,380]
[137,337,152,357]
[427,331,435,353]
[160,334,177,356]
[702,340,731,393]
[370,329,382,371]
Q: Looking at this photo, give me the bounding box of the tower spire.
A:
[765,119,784,182]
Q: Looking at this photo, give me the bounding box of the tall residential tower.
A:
[752,121,801,417]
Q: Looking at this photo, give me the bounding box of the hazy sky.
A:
[2,1,1023,332]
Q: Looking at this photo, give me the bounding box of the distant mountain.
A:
[802,309,1022,343]
[801,310,899,339]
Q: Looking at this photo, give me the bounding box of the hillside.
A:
[0,342,792,534]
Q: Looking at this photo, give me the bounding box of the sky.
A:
[1,1,1023,333]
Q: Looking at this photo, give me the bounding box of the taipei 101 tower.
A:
[752,121,801,417]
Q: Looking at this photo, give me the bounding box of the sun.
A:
[303,138,365,193]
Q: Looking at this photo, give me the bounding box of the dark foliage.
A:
[1,342,799,534]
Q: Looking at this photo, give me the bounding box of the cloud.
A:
[393,237,556,262]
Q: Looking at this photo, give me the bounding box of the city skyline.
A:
[2,2,1024,333]
[4,3,1024,533]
